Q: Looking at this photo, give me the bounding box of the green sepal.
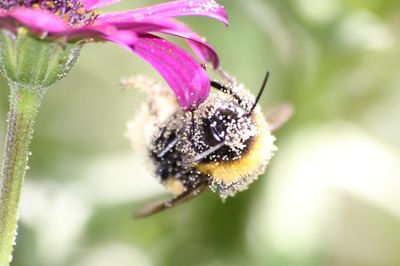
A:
[0,29,81,88]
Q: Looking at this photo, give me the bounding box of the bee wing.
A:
[134,182,208,218]
[265,103,294,132]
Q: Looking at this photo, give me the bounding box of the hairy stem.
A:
[0,84,45,265]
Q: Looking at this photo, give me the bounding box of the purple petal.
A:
[97,0,229,26]
[93,20,172,33]
[97,29,138,45]
[0,8,67,33]
[53,25,138,44]
[0,9,137,44]
[95,18,219,67]
[117,34,210,110]
[156,19,219,68]
[81,0,122,10]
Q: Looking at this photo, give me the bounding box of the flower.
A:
[0,0,228,109]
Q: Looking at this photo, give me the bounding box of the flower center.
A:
[0,0,98,26]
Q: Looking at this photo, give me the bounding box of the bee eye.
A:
[202,115,228,147]
[209,122,225,143]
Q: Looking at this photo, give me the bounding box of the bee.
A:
[125,70,292,218]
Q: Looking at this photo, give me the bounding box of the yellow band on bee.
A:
[196,113,276,185]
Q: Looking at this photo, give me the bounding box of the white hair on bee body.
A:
[124,75,179,154]
[124,76,185,188]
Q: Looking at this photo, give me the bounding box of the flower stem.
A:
[0,84,45,265]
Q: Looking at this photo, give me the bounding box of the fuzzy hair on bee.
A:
[125,71,292,218]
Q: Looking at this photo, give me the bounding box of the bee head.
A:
[183,82,277,199]
[189,92,258,163]
[189,71,271,163]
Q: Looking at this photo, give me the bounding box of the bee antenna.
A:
[248,71,270,115]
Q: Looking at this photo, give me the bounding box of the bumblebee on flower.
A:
[0,1,228,264]
[125,71,293,217]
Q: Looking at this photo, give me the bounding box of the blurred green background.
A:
[1,0,400,265]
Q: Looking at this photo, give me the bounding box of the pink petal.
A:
[118,34,210,110]
[52,25,138,45]
[0,8,138,44]
[94,20,172,33]
[0,8,67,33]
[157,19,219,68]
[95,18,219,67]
[101,29,138,45]
[97,0,229,26]
[81,0,122,10]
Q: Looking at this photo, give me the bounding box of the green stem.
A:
[0,84,45,265]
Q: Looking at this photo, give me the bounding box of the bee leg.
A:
[134,181,208,218]
[210,81,243,105]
